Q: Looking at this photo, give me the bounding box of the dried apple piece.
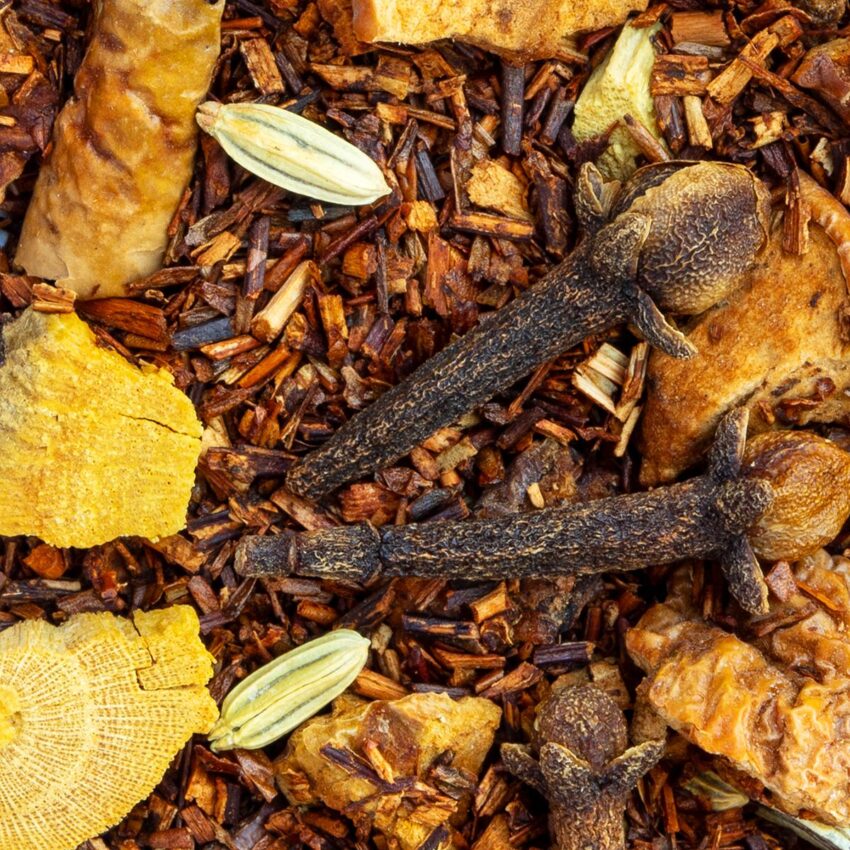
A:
[0,309,202,547]
[276,692,501,850]
[351,0,648,61]
[14,0,224,299]
[573,22,667,180]
[0,606,218,850]
[627,576,850,825]
[640,222,850,485]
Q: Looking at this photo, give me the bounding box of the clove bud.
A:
[287,160,770,500]
[236,410,850,615]
[501,684,664,850]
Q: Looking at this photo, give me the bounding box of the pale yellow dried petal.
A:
[0,309,202,547]
[0,607,218,850]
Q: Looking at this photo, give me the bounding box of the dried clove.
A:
[287,160,770,500]
[240,410,818,614]
[501,683,664,850]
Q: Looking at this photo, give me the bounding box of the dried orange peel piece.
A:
[0,606,218,850]
[0,309,202,547]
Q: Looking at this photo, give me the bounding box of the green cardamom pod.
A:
[196,101,390,206]
[208,628,370,751]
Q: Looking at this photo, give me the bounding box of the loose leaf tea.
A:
[2,1,850,848]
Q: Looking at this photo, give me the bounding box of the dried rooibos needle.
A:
[0,309,202,547]
[0,606,218,850]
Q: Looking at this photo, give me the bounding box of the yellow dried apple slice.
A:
[0,606,218,850]
[0,308,202,547]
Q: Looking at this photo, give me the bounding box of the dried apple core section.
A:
[0,309,202,547]
[0,607,218,850]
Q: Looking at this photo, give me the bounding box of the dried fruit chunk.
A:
[209,629,370,751]
[15,0,224,299]
[196,102,390,206]
[0,607,218,850]
[276,692,501,850]
[0,310,202,547]
[573,23,667,180]
[793,40,850,118]
[640,224,850,485]
[352,0,649,61]
[627,584,850,825]
[468,159,532,221]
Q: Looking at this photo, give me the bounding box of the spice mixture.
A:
[2,0,850,848]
